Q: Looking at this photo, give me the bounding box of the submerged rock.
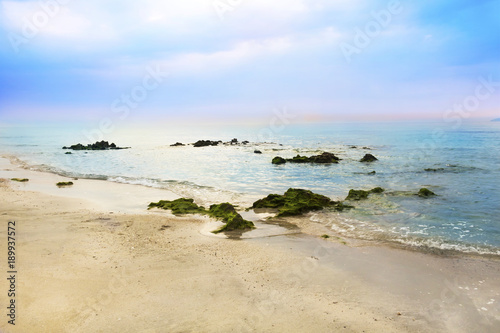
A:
[254,150,262,154]
[148,198,206,215]
[209,203,255,233]
[345,187,385,200]
[360,154,378,162]
[252,188,352,217]
[272,156,286,165]
[63,141,128,150]
[418,188,436,198]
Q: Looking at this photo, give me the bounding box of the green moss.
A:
[56,181,73,187]
[252,188,350,217]
[148,198,206,215]
[345,187,385,200]
[272,156,286,165]
[288,155,310,163]
[345,189,370,201]
[321,234,330,239]
[370,187,385,193]
[209,203,255,233]
[418,188,436,198]
[11,178,29,182]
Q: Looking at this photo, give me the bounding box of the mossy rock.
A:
[360,154,378,162]
[418,188,436,198]
[56,181,74,187]
[345,189,370,201]
[209,203,255,233]
[272,156,286,165]
[11,178,29,182]
[370,187,385,193]
[288,155,310,163]
[252,188,350,217]
[148,198,206,215]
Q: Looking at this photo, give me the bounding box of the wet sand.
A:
[0,156,499,332]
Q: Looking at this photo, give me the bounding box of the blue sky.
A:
[0,0,499,123]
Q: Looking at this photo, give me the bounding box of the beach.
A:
[1,156,499,332]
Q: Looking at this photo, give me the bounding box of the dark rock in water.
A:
[242,141,249,145]
[309,152,340,164]
[424,168,445,172]
[349,145,357,149]
[272,156,286,165]
[193,140,220,147]
[148,198,206,215]
[288,155,310,163]
[252,188,352,217]
[345,189,370,200]
[63,140,129,150]
[368,171,376,174]
[209,203,255,233]
[230,138,238,145]
[170,142,185,147]
[65,152,72,154]
[360,153,378,162]
[370,187,385,193]
[271,152,340,165]
[418,188,436,198]
[345,187,385,200]
[254,150,262,154]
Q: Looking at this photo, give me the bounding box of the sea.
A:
[1,120,499,256]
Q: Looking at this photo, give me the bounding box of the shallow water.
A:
[1,120,499,255]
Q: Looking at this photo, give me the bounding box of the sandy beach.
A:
[0,156,499,333]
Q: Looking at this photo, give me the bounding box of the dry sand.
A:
[0,157,499,332]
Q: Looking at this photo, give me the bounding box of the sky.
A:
[0,0,499,123]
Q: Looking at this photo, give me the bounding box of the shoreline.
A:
[0,155,499,331]
[3,153,499,258]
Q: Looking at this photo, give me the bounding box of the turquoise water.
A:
[1,121,499,255]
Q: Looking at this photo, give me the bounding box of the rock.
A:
[11,178,29,182]
[242,141,249,145]
[230,138,238,145]
[193,140,220,147]
[148,198,206,215]
[209,203,255,233]
[63,141,128,150]
[370,187,385,193]
[56,181,73,187]
[360,153,378,162]
[288,155,310,163]
[65,152,72,154]
[345,189,370,201]
[271,152,340,165]
[170,142,185,147]
[272,156,286,165]
[254,150,262,154]
[418,188,436,198]
[345,187,385,200]
[368,171,376,174]
[424,168,445,172]
[252,188,352,217]
[309,152,340,163]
